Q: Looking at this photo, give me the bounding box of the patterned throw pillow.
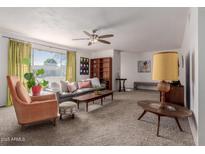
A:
[60,80,69,92]
[67,82,78,93]
[90,77,101,88]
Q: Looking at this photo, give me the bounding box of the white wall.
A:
[198,7,205,146]
[120,50,184,89]
[120,51,154,89]
[0,37,9,106]
[181,8,198,145]
[113,50,121,90]
[76,51,91,81]
[91,49,114,59]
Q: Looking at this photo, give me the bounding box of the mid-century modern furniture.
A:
[72,90,113,112]
[59,101,77,120]
[134,82,157,90]
[90,57,112,90]
[137,100,192,136]
[7,76,58,128]
[152,51,179,109]
[161,85,184,106]
[116,78,127,92]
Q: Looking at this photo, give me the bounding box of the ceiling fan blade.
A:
[72,38,90,41]
[83,31,92,37]
[98,34,114,39]
[98,39,111,44]
[88,42,92,46]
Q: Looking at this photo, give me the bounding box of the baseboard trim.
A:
[188,116,198,145]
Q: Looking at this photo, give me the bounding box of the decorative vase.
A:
[94,90,101,95]
[32,85,42,96]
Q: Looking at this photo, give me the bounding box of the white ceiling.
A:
[0,8,188,52]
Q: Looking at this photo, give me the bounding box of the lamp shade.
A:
[152,51,179,81]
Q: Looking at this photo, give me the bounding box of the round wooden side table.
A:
[137,100,192,137]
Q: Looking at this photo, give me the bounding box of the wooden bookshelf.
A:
[90,57,112,90]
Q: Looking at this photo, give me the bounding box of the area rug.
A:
[0,90,194,145]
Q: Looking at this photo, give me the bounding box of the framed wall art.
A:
[80,57,89,75]
[138,60,151,73]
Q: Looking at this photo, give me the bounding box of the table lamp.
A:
[152,51,179,109]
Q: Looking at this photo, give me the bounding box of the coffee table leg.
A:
[157,115,160,137]
[77,101,79,109]
[138,111,147,120]
[86,102,88,112]
[101,98,103,105]
[175,118,183,132]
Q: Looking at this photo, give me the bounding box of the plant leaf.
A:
[36,69,45,76]
[24,73,33,80]
[40,79,49,87]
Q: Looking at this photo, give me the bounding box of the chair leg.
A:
[52,118,57,126]
[60,114,63,120]
[71,114,75,119]
[21,124,26,130]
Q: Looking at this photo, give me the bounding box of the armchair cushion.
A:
[16,81,31,104]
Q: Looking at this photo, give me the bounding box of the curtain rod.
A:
[0,35,73,51]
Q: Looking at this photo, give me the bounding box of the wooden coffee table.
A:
[72,90,113,112]
[137,100,192,136]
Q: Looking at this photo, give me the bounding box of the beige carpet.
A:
[0,90,194,146]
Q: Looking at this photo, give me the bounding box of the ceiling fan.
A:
[72,29,114,46]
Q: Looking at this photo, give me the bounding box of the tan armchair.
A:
[7,76,58,128]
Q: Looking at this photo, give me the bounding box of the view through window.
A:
[32,48,66,84]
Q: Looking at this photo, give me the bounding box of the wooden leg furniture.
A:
[137,100,192,137]
[73,90,113,112]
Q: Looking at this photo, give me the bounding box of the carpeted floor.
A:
[0,90,194,146]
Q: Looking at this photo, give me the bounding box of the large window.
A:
[31,48,66,83]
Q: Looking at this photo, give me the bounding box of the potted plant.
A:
[24,69,49,96]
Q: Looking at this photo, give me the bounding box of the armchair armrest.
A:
[31,93,57,101]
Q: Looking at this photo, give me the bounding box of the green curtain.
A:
[7,40,32,106]
[66,51,76,82]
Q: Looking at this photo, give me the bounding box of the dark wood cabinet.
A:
[161,85,184,106]
[90,57,112,90]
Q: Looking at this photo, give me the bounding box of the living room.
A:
[0,5,205,148]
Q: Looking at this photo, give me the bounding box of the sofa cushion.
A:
[74,88,95,95]
[16,81,31,104]
[90,77,101,88]
[60,80,69,92]
[67,82,78,93]
[59,92,75,99]
[78,81,91,89]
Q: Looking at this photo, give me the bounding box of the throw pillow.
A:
[60,80,69,92]
[78,81,91,89]
[16,81,31,103]
[67,82,78,93]
[90,77,101,88]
